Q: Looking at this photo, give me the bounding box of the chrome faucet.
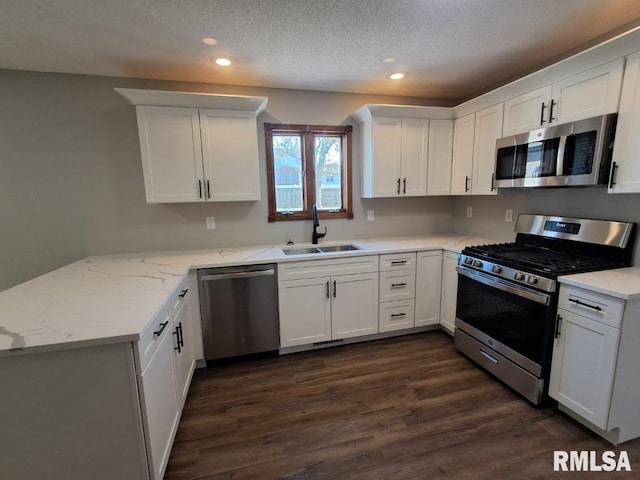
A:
[312,204,327,244]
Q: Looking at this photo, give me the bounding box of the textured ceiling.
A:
[2,0,640,100]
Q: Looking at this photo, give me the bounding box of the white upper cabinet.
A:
[450,113,475,195]
[354,104,454,198]
[610,51,640,194]
[116,88,267,204]
[199,109,260,201]
[427,120,454,196]
[502,59,624,136]
[136,106,204,203]
[472,104,503,195]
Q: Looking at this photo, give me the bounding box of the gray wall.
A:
[0,69,454,291]
[452,188,640,265]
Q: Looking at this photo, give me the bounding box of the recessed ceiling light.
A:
[202,37,218,45]
[383,57,396,63]
[215,57,233,66]
[389,72,405,80]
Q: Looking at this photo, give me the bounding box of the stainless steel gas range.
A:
[454,214,636,405]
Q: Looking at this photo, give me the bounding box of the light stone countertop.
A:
[0,234,498,358]
[558,267,640,301]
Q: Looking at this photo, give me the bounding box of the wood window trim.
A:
[265,123,353,222]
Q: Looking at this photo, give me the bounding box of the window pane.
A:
[314,136,342,210]
[273,135,304,212]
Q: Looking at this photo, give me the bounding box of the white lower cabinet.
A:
[379,300,415,332]
[278,256,379,348]
[415,251,443,327]
[172,288,196,409]
[138,323,181,480]
[550,284,640,444]
[440,251,460,335]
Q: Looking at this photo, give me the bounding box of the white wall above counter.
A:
[0,235,496,358]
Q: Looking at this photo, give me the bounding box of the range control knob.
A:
[514,272,525,281]
[464,257,473,265]
[526,275,538,285]
[472,260,483,268]
[491,265,502,274]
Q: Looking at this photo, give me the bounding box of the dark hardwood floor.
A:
[165,331,640,479]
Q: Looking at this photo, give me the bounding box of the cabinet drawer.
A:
[559,285,624,328]
[380,269,416,302]
[135,300,173,374]
[278,255,379,281]
[379,252,416,271]
[171,275,190,313]
[379,300,415,333]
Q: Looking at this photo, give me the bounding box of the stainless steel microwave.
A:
[494,114,617,188]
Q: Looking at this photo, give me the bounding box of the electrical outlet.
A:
[206,216,216,230]
[505,209,513,222]
[466,207,473,218]
[367,210,375,221]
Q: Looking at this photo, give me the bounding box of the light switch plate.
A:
[466,207,473,218]
[206,216,216,229]
[367,210,374,221]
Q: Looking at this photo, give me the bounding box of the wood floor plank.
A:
[164,331,640,479]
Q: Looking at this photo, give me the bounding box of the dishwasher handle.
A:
[200,269,275,281]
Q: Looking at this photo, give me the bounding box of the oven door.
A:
[455,266,554,377]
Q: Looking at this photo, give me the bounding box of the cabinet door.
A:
[331,273,379,340]
[401,118,428,196]
[450,114,475,195]
[610,51,640,194]
[549,309,620,429]
[440,251,460,334]
[472,104,503,195]
[199,109,261,201]
[138,327,180,480]
[415,251,443,327]
[502,86,552,136]
[172,300,195,409]
[136,106,205,203]
[550,59,624,125]
[279,277,332,347]
[427,120,454,196]
[372,117,403,196]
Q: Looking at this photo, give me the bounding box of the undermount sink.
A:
[282,246,322,255]
[281,244,362,255]
[318,244,361,252]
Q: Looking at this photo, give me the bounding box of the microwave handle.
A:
[556,135,568,176]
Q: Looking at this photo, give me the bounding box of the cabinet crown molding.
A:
[352,104,454,123]
[115,88,268,113]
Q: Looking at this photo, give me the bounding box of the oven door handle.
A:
[456,266,551,306]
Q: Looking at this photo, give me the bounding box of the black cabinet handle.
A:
[609,162,618,189]
[153,321,169,337]
[491,173,496,191]
[402,178,406,194]
[198,180,203,199]
[396,178,401,195]
[391,283,407,288]
[465,176,470,192]
[390,313,406,318]
[549,99,557,123]
[326,281,330,299]
[178,288,189,298]
[569,298,602,311]
[206,180,211,198]
[540,102,547,125]
[391,260,408,265]
[554,314,562,338]
[333,280,337,298]
[173,324,182,352]
[178,322,184,348]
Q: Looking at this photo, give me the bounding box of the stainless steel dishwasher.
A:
[198,264,279,360]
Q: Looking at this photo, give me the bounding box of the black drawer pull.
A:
[568,298,602,311]
[178,288,189,298]
[153,321,169,337]
[390,313,406,318]
[554,314,562,338]
[390,260,407,265]
[391,283,407,288]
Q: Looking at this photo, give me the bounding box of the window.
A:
[264,123,353,222]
